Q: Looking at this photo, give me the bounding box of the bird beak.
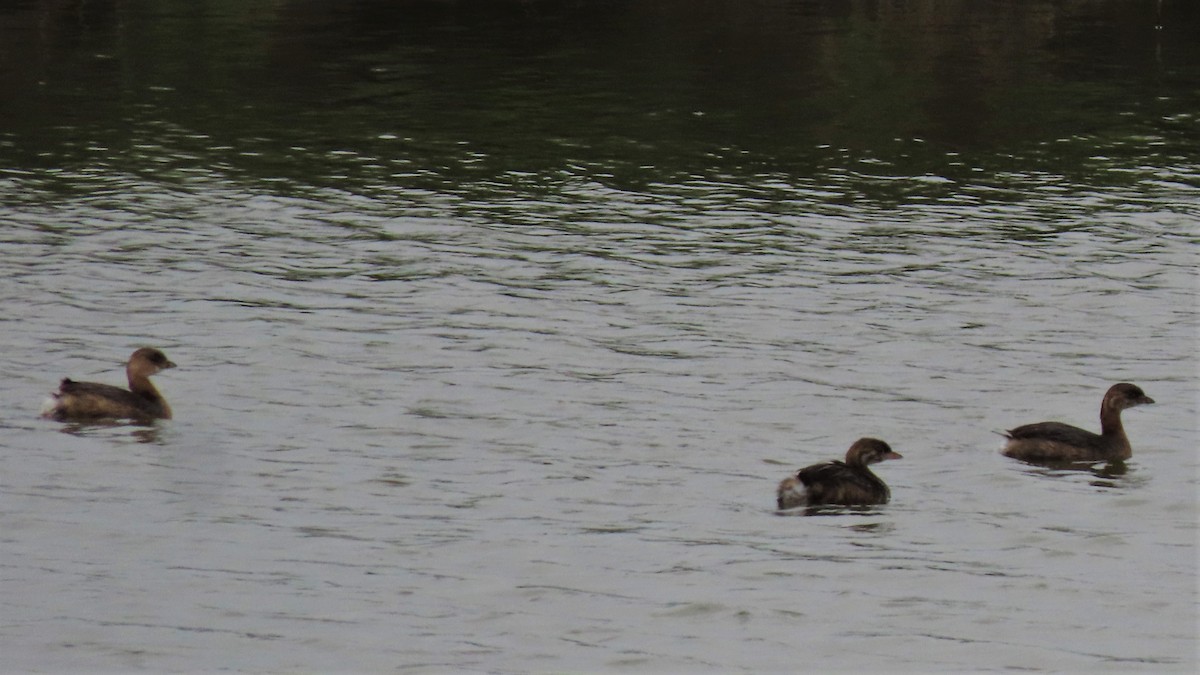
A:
[884,451,903,460]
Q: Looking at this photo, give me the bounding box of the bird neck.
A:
[1099,403,1126,438]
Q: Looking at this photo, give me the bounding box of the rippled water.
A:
[2,1,1198,672]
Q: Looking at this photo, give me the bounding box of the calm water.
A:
[1,1,1198,672]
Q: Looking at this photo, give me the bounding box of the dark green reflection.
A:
[1,0,1197,198]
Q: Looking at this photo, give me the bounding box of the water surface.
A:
[1,1,1197,672]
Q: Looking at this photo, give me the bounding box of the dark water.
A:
[2,1,1198,672]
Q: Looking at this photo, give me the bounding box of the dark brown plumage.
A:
[42,347,176,422]
[776,438,902,509]
[1002,383,1153,462]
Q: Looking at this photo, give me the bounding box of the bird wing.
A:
[798,461,883,492]
[796,460,889,505]
[1005,422,1101,446]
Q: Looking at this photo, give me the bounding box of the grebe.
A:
[1002,383,1153,462]
[42,347,176,422]
[777,438,901,509]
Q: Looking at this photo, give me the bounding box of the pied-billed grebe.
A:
[41,347,176,422]
[1002,382,1154,462]
[776,438,902,509]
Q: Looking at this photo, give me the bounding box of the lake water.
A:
[1,1,1198,672]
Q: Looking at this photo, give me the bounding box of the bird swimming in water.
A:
[777,438,902,509]
[1001,382,1153,463]
[42,347,176,422]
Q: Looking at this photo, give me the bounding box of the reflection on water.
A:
[778,505,901,521]
[1019,458,1129,478]
[3,0,1198,194]
[1012,458,1144,491]
[57,421,164,445]
[1,1,1198,673]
